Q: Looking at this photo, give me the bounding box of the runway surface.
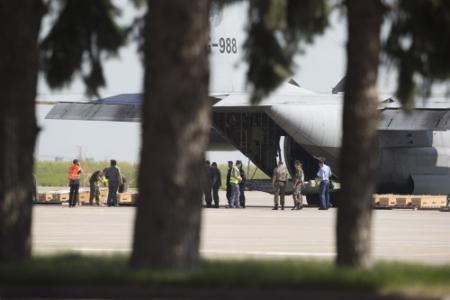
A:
[32,191,450,264]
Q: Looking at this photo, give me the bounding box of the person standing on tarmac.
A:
[272,161,288,210]
[316,157,332,210]
[32,174,37,202]
[226,161,233,207]
[89,170,105,206]
[203,160,213,207]
[291,160,305,210]
[211,162,221,208]
[104,159,122,207]
[228,161,242,208]
[237,160,246,208]
[68,159,82,207]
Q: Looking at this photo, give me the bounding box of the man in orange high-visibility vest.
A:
[68,159,83,207]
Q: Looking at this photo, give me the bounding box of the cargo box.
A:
[38,192,54,202]
[395,196,412,206]
[118,193,133,204]
[411,195,447,208]
[53,192,70,202]
[378,195,397,207]
[78,191,90,204]
[99,188,108,202]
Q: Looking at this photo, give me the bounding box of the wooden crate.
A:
[395,196,412,206]
[411,195,447,208]
[38,192,53,202]
[99,188,108,202]
[53,192,69,202]
[372,194,380,205]
[118,193,133,204]
[79,191,90,204]
[378,195,397,207]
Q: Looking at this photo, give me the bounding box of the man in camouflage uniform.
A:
[89,170,105,206]
[291,160,305,210]
[272,161,289,210]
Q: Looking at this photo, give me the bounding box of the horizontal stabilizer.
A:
[379,108,450,130]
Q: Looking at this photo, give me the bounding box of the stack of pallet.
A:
[410,195,447,208]
[36,189,139,206]
[373,194,447,209]
[37,191,58,203]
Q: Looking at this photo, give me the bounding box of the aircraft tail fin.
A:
[332,77,345,94]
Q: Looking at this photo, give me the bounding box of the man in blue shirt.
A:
[316,157,332,210]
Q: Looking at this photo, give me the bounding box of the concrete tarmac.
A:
[32,191,450,265]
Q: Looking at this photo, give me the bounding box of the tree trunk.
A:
[130,0,211,270]
[0,1,43,262]
[336,0,382,268]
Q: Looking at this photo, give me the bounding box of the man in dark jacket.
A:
[226,161,233,207]
[103,159,122,207]
[237,160,246,208]
[210,162,222,208]
[204,160,213,207]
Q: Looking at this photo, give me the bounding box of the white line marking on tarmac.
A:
[201,249,335,257]
[35,247,335,257]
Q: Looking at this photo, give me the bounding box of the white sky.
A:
[36,2,398,163]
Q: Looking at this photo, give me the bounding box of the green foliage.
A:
[40,0,126,97]
[384,0,450,109]
[35,160,137,188]
[35,161,268,188]
[1,254,450,296]
[244,0,329,103]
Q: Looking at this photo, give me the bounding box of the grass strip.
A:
[0,254,449,296]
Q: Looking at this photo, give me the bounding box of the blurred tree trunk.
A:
[130,0,211,270]
[0,1,43,262]
[336,0,383,268]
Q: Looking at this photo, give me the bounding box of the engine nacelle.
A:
[376,146,450,194]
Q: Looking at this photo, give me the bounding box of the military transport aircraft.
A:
[46,3,450,195]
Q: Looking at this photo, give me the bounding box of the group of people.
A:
[67,157,332,209]
[203,160,246,208]
[272,157,332,210]
[203,157,332,210]
[68,159,125,207]
[271,160,299,210]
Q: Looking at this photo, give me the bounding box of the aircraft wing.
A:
[45,101,141,122]
[45,85,450,131]
[44,80,314,121]
[45,93,142,122]
[45,93,228,122]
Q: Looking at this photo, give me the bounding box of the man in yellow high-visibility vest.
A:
[228,161,242,208]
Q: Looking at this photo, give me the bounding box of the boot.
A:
[281,205,284,210]
[272,205,278,210]
[291,204,298,210]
